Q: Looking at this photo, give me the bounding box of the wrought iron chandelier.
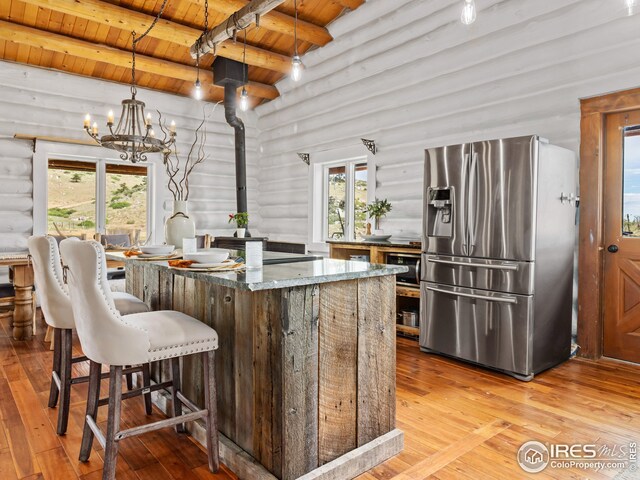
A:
[83,1,176,163]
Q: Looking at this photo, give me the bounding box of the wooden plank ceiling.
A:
[0,0,364,107]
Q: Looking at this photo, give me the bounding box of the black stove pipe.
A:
[213,57,250,236]
[223,83,248,218]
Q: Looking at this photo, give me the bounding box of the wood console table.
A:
[0,255,34,340]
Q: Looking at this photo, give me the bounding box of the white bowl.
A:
[139,245,175,255]
[184,248,229,264]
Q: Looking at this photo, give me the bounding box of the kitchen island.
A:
[114,253,406,480]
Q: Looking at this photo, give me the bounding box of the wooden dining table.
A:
[0,254,34,340]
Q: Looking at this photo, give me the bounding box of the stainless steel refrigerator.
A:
[420,135,578,381]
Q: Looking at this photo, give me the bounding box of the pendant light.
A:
[83,19,176,163]
[461,0,477,25]
[194,46,203,100]
[626,0,638,15]
[291,0,303,82]
[240,31,249,112]
[194,0,209,99]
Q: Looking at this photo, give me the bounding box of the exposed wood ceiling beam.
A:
[18,0,291,74]
[0,20,279,100]
[335,0,365,8]
[191,0,332,46]
[191,0,286,58]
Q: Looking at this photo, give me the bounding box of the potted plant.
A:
[229,212,249,238]
[366,198,392,234]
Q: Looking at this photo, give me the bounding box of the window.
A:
[47,159,149,242]
[325,161,368,241]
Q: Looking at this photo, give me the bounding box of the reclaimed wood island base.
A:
[119,255,406,480]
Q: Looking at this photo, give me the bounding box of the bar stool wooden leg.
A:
[170,357,185,433]
[57,328,72,435]
[79,360,101,462]
[141,363,152,415]
[103,365,123,480]
[125,367,133,391]
[202,350,219,473]
[48,328,61,408]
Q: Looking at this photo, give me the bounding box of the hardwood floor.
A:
[2,312,640,479]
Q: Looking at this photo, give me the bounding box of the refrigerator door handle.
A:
[428,257,519,271]
[462,152,470,252]
[467,151,479,251]
[425,285,518,304]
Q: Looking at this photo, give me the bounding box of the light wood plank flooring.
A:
[2,312,640,479]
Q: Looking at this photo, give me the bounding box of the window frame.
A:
[33,141,158,243]
[308,145,375,252]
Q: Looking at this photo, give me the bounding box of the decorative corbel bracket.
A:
[298,152,310,165]
[361,138,377,155]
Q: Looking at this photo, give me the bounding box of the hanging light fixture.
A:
[291,0,304,82]
[461,0,477,25]
[83,1,175,162]
[626,0,638,15]
[194,46,203,100]
[239,31,249,112]
[194,0,209,99]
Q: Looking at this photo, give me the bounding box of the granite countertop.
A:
[107,252,407,291]
[327,238,422,248]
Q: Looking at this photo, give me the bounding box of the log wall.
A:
[0,60,260,258]
[254,0,640,243]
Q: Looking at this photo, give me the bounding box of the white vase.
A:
[236,228,246,238]
[165,200,196,249]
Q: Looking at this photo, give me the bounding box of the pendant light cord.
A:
[294,0,298,56]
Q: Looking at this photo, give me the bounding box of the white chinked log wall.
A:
[255,0,640,245]
[0,61,258,281]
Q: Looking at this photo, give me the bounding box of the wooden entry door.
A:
[603,110,640,362]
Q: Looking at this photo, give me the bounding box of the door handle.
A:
[416,259,421,284]
[608,244,619,253]
[425,285,517,304]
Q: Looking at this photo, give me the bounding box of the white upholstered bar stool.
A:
[60,239,219,480]
[28,235,151,436]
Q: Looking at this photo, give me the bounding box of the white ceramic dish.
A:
[184,248,230,264]
[362,234,392,241]
[139,245,175,255]
[187,261,228,269]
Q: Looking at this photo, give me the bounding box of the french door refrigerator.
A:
[420,135,577,381]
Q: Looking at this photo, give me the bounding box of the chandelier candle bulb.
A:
[149,129,156,138]
[92,122,98,135]
[170,120,176,133]
[83,114,91,128]
[145,112,152,126]
[107,110,114,125]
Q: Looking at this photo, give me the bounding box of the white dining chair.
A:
[60,239,219,480]
[28,235,151,435]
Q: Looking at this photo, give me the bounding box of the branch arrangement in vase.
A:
[159,103,220,201]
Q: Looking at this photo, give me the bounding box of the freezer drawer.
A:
[420,282,533,376]
[422,254,534,295]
